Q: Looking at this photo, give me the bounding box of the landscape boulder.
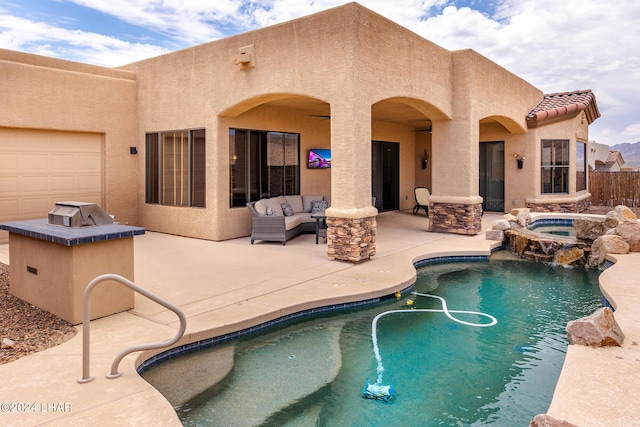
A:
[566,307,624,347]
[587,235,629,268]
[554,246,584,266]
[616,221,640,252]
[485,229,504,241]
[1,338,15,349]
[573,218,605,241]
[493,219,512,231]
[606,205,638,226]
[528,414,578,427]
[510,208,531,228]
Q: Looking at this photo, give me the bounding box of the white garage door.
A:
[0,128,103,241]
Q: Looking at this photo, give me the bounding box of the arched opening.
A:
[371,97,448,212]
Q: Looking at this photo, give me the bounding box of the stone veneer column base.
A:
[427,202,483,235]
[326,216,376,263]
[526,197,591,213]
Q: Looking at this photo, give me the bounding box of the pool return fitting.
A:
[362,292,497,402]
[77,274,186,383]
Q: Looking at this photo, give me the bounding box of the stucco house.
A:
[588,141,626,171]
[0,2,600,262]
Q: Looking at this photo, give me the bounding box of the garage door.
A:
[0,128,103,242]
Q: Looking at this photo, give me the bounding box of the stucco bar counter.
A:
[0,219,145,324]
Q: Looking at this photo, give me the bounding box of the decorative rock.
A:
[609,205,638,223]
[513,233,530,255]
[566,307,624,347]
[554,246,584,266]
[573,218,605,241]
[528,414,578,427]
[524,251,553,263]
[493,219,512,231]
[510,208,531,228]
[616,221,640,252]
[1,338,15,349]
[603,214,620,229]
[485,229,504,241]
[587,235,629,268]
[504,213,518,223]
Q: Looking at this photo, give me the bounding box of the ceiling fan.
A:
[413,126,432,133]
[309,114,331,120]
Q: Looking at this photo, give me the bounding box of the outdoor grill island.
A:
[0,202,145,324]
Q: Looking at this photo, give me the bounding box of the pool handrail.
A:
[77,273,186,383]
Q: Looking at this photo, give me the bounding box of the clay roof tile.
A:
[526,89,600,128]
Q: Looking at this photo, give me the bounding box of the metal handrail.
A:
[77,273,186,383]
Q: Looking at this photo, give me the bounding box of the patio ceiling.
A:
[268,97,432,129]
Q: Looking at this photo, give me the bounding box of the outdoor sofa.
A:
[246,195,330,245]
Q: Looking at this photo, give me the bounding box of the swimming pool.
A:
[141,257,602,426]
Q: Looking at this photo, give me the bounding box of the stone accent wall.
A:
[428,202,483,235]
[326,216,376,263]
[527,197,591,213]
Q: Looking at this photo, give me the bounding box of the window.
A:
[230,129,300,207]
[541,139,569,194]
[146,129,205,207]
[576,140,586,192]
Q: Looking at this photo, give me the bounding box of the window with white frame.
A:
[541,139,569,194]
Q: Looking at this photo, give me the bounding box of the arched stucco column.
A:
[428,119,483,235]
[325,101,377,262]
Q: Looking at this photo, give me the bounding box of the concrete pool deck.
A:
[0,210,638,426]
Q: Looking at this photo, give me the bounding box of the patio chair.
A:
[412,187,430,216]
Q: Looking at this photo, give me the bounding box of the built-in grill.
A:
[48,201,114,227]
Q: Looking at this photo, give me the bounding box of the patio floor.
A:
[0,210,638,426]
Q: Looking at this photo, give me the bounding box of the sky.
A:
[1,0,639,146]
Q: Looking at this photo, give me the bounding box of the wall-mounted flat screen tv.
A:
[308,148,331,169]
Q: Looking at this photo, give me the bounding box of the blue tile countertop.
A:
[0,219,145,246]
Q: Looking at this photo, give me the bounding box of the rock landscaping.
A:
[487,205,640,269]
[0,263,76,365]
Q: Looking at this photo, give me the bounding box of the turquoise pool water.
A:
[528,219,576,237]
[143,258,602,426]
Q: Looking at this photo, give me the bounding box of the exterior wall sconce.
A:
[421,148,428,170]
[513,152,525,169]
[130,147,137,155]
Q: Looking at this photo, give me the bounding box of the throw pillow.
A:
[266,207,277,216]
[303,195,323,212]
[281,203,294,216]
[311,200,329,214]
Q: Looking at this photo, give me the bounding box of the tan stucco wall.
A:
[0,49,138,225]
[479,122,533,211]
[8,233,134,324]
[430,49,541,207]
[123,3,456,239]
[0,3,594,241]
[525,113,591,207]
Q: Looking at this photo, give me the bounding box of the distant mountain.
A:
[610,141,640,169]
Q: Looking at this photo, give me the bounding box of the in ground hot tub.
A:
[0,202,145,324]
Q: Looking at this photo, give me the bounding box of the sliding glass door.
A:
[479,141,505,212]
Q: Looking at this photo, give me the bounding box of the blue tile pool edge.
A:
[136,254,493,374]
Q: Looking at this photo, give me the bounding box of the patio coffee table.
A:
[311,211,327,244]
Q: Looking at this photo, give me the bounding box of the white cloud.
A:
[407,0,640,144]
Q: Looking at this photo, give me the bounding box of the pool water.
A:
[144,258,602,426]
[528,221,576,237]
